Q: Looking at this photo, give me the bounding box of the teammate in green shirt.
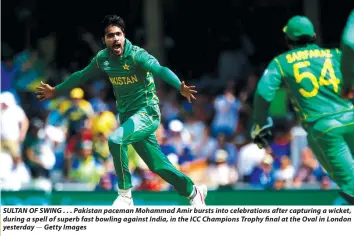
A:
[35,15,207,207]
[251,16,354,204]
[338,10,354,204]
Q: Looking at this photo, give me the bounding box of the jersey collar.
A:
[122,39,132,58]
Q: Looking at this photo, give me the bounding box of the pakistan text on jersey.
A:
[109,75,138,85]
[286,49,334,64]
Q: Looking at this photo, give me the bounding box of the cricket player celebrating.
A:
[35,15,207,207]
[251,15,354,204]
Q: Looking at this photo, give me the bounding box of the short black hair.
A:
[286,35,316,47]
[102,15,125,35]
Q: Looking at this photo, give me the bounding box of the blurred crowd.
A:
[0,29,337,193]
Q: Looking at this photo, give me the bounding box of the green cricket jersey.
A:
[55,39,181,113]
[341,9,354,89]
[254,44,354,126]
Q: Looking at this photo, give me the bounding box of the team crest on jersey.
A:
[123,63,130,70]
[103,61,109,67]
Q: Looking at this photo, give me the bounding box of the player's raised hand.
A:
[180,81,197,103]
[35,81,56,102]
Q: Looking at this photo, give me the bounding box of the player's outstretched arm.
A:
[253,59,283,126]
[35,57,102,101]
[340,10,354,99]
[251,59,283,148]
[134,49,197,103]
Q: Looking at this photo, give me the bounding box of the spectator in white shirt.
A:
[0,152,31,191]
[237,141,266,182]
[0,92,29,161]
[274,156,296,187]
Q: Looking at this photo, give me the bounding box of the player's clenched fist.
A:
[35,81,56,101]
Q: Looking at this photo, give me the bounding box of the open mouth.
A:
[113,43,122,55]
